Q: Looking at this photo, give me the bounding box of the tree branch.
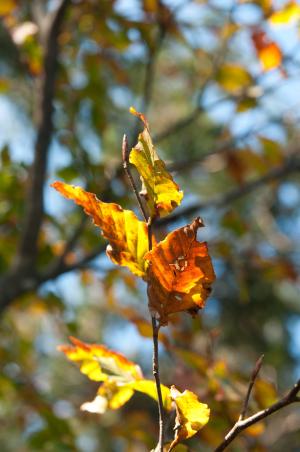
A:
[214,378,300,451]
[240,355,264,421]
[16,0,69,269]
[158,154,300,227]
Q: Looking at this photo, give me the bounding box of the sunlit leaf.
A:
[129,379,172,411]
[252,30,282,71]
[144,218,215,325]
[52,182,149,277]
[216,64,252,94]
[58,336,143,382]
[269,1,300,25]
[81,381,134,413]
[129,107,183,218]
[168,386,210,451]
[59,337,172,414]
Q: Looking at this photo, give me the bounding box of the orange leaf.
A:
[252,30,282,71]
[52,182,149,277]
[144,218,215,325]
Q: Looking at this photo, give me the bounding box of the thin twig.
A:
[158,154,300,227]
[122,134,148,221]
[214,378,300,451]
[122,134,165,450]
[240,354,264,420]
[151,315,165,452]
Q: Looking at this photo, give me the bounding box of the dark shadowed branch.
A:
[0,0,69,313]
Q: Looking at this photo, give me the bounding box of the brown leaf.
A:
[144,218,215,325]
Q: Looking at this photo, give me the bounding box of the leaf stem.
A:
[122,132,165,450]
[122,134,148,222]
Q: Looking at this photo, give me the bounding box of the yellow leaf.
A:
[246,422,265,437]
[60,337,173,415]
[270,1,300,25]
[58,336,143,382]
[216,64,252,94]
[129,107,183,218]
[81,381,134,413]
[144,218,215,325]
[168,386,210,451]
[52,182,149,277]
[129,380,172,411]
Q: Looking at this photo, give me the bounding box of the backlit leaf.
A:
[58,336,143,382]
[269,1,300,25]
[168,386,210,451]
[52,182,149,277]
[144,218,215,325]
[129,107,183,218]
[252,30,282,71]
[59,337,172,414]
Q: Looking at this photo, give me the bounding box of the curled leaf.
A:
[129,107,183,218]
[168,386,210,451]
[52,182,149,277]
[144,218,215,325]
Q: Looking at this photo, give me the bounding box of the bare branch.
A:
[214,379,300,451]
[16,0,69,269]
[240,355,264,421]
[158,154,300,227]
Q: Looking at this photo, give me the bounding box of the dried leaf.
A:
[168,386,210,451]
[144,218,215,325]
[129,107,183,218]
[252,30,282,71]
[52,182,149,277]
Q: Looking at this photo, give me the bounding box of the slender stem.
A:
[122,133,165,450]
[151,315,165,452]
[122,134,148,221]
[240,354,264,420]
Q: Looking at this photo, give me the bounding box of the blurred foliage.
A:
[0,0,300,451]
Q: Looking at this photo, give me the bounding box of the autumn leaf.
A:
[251,30,282,71]
[59,337,172,413]
[168,386,210,451]
[52,182,149,277]
[58,336,143,382]
[144,217,215,325]
[269,1,300,25]
[129,106,183,219]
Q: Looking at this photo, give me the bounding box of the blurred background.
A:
[0,0,300,450]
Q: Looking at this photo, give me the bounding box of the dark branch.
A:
[16,0,69,269]
[158,154,300,227]
[214,379,300,451]
[240,355,264,420]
